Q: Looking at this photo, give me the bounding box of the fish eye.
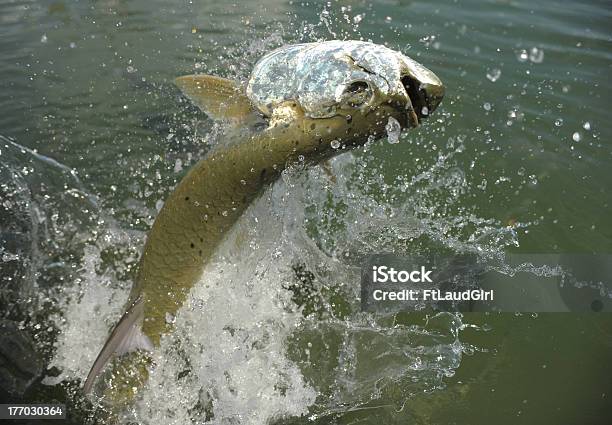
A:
[342,81,372,107]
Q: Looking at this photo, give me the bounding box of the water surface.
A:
[1,1,611,424]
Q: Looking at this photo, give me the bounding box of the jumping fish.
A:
[83,40,444,405]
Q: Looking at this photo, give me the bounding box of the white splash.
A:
[46,189,319,424]
[43,244,130,386]
[42,150,478,423]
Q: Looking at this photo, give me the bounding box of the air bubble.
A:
[572,132,581,142]
[330,140,341,149]
[483,102,491,111]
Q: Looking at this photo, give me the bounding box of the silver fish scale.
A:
[246,40,412,118]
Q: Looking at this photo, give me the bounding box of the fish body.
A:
[83,40,444,404]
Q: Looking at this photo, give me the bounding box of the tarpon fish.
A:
[83,40,444,403]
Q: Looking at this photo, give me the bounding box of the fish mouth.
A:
[405,101,420,128]
[401,74,445,128]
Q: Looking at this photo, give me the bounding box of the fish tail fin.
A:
[83,297,154,394]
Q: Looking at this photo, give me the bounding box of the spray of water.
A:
[0,8,534,424]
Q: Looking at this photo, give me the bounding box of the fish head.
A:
[246,40,444,145]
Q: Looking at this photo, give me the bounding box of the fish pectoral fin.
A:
[175,74,259,124]
[83,297,153,395]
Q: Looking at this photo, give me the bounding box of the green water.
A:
[1,0,611,424]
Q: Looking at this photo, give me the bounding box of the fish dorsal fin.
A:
[175,74,258,124]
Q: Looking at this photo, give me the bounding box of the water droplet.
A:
[385,116,401,144]
[554,118,563,127]
[385,16,392,23]
[529,47,544,63]
[421,106,429,116]
[330,140,341,149]
[582,121,591,131]
[517,49,528,62]
[572,131,581,142]
[40,34,48,43]
[173,158,183,173]
[486,68,501,82]
[222,210,228,217]
[483,102,491,111]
